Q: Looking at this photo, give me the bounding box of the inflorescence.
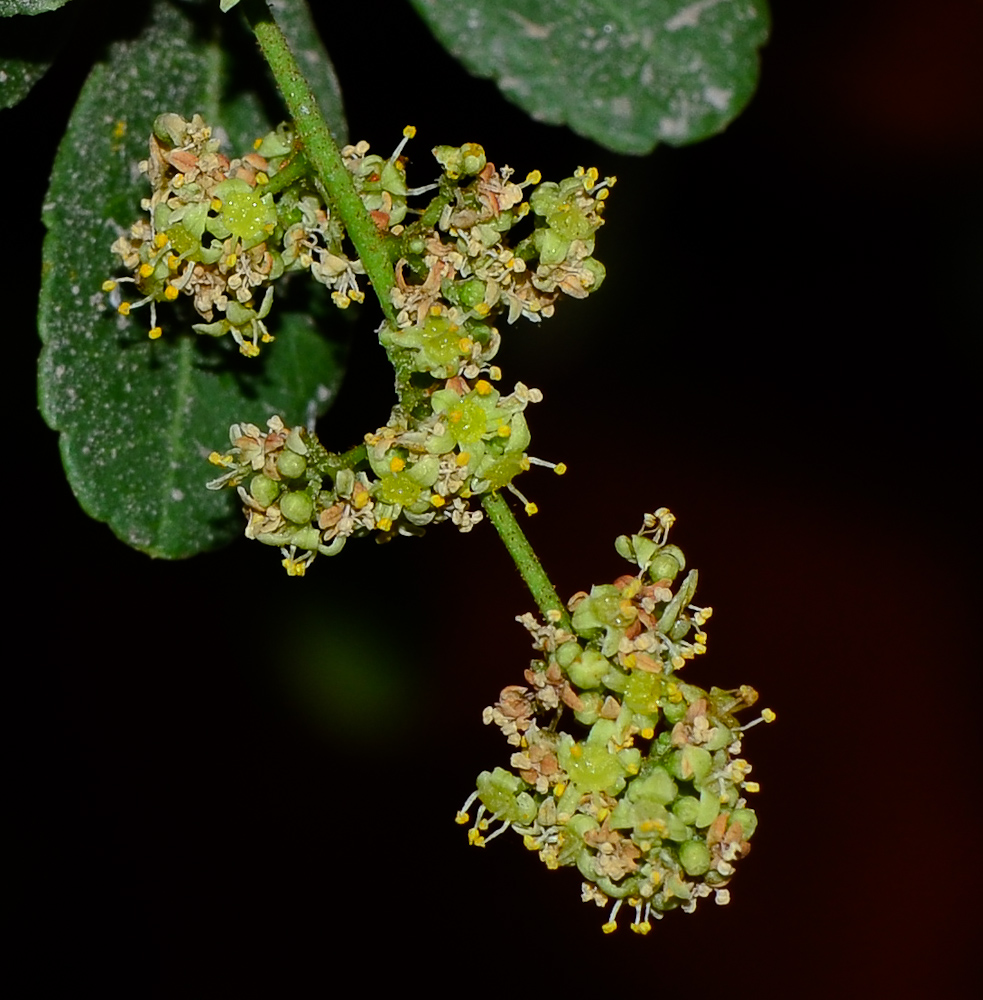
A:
[108,115,613,572]
[457,509,775,934]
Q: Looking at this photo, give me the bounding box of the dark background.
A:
[9,0,980,994]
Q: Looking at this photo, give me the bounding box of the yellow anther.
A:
[467,829,486,848]
[332,292,351,309]
[153,231,168,248]
[671,655,685,670]
[641,727,655,740]
[241,342,260,358]
[458,337,473,352]
[454,811,470,825]
[117,302,131,316]
[694,644,707,655]
[101,280,117,292]
[431,494,446,508]
[497,424,511,437]
[210,198,222,212]
[350,289,365,303]
[353,491,370,510]
[554,462,568,475]
[261,331,274,343]
[489,365,502,380]
[456,451,470,466]
[744,781,761,793]
[474,302,490,316]
[524,502,538,516]
[526,169,542,184]
[631,922,652,936]
[164,284,179,301]
[474,379,493,395]
[596,807,609,822]
[553,782,566,797]
[148,326,163,340]
[601,922,617,935]
[522,835,539,851]
[570,743,582,759]
[762,708,777,723]
[403,124,417,138]
[596,187,609,201]
[172,174,185,189]
[389,455,406,472]
[208,452,233,467]
[256,171,269,185]
[253,137,263,149]
[377,516,393,532]
[225,254,238,268]
[138,263,154,279]
[623,653,637,670]
[429,304,442,316]
[695,631,707,644]
[167,254,180,270]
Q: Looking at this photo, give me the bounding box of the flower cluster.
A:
[106,116,613,368]
[457,510,775,934]
[206,377,565,575]
[104,113,367,355]
[196,128,613,572]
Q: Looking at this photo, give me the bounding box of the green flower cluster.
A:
[105,113,371,356]
[457,510,775,934]
[200,132,613,572]
[206,376,563,574]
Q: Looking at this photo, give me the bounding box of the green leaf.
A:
[0,3,77,108]
[38,0,349,558]
[0,0,72,14]
[408,0,770,154]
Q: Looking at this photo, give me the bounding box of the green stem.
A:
[247,3,397,328]
[481,492,571,630]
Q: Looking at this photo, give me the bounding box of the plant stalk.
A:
[481,492,572,630]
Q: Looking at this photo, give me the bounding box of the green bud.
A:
[276,450,307,479]
[649,551,682,582]
[280,490,314,524]
[729,808,758,841]
[695,788,721,828]
[628,766,677,806]
[566,649,610,689]
[673,796,700,825]
[678,839,711,876]
[555,641,581,669]
[249,474,281,509]
[572,690,604,726]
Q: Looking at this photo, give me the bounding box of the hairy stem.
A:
[481,492,572,630]
[247,2,398,328]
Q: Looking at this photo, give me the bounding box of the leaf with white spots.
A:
[408,0,770,154]
[38,0,348,558]
[0,1,76,108]
[0,0,73,14]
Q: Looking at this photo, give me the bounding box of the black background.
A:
[9,0,981,994]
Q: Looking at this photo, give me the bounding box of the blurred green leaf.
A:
[409,0,770,154]
[0,2,76,108]
[38,0,349,558]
